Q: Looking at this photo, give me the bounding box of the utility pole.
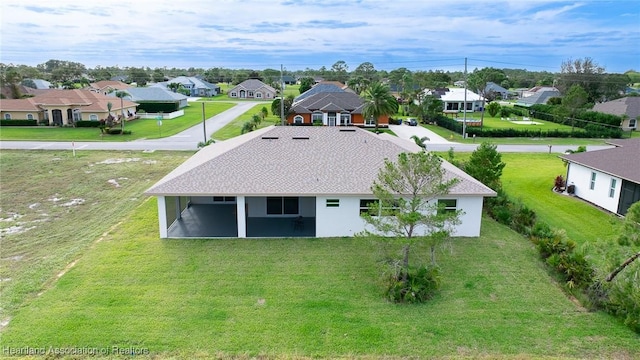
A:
[280,64,285,126]
[462,57,468,139]
[202,102,207,143]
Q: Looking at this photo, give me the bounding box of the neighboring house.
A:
[88,80,131,95]
[515,86,560,107]
[114,87,188,112]
[293,83,348,102]
[485,82,509,100]
[560,138,640,216]
[156,76,220,97]
[110,75,129,82]
[287,90,385,127]
[0,89,137,125]
[425,88,483,113]
[282,75,296,85]
[228,79,276,99]
[145,126,496,239]
[592,97,640,131]
[22,79,52,90]
[454,80,466,87]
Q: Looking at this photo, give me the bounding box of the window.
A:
[26,113,34,120]
[266,93,272,98]
[360,199,378,215]
[4,114,11,120]
[213,196,236,203]
[256,92,262,98]
[90,114,98,121]
[630,119,637,129]
[438,199,457,214]
[230,92,237,97]
[294,115,303,124]
[590,172,597,190]
[326,199,340,207]
[73,109,82,121]
[609,179,617,198]
[312,112,323,125]
[267,197,298,215]
[365,117,375,126]
[248,91,254,97]
[340,113,351,125]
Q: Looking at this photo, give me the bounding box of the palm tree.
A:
[115,90,130,132]
[362,82,399,133]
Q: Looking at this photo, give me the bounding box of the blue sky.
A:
[1,0,638,73]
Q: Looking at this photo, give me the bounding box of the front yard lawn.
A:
[0,102,235,141]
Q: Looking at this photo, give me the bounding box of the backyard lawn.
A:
[0,102,235,141]
[1,150,638,358]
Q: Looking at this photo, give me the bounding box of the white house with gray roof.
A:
[156,76,219,97]
[145,126,496,239]
[560,138,640,216]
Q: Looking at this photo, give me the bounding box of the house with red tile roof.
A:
[0,89,137,125]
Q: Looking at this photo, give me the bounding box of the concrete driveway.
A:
[389,124,453,144]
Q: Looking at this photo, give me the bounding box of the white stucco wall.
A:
[315,195,485,238]
[566,163,620,214]
[157,196,168,238]
[315,196,367,237]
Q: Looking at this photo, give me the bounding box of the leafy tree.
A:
[328,60,349,82]
[486,102,501,117]
[128,67,149,86]
[464,141,506,191]
[271,95,294,120]
[556,57,627,102]
[299,77,314,94]
[353,62,377,81]
[241,121,256,134]
[562,84,589,130]
[346,76,370,95]
[467,67,506,127]
[362,82,399,133]
[152,68,165,83]
[361,151,461,288]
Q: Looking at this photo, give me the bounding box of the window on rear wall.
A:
[437,199,457,214]
[267,197,299,215]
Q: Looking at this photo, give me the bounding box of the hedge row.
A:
[136,102,180,113]
[0,119,38,126]
[466,127,622,139]
[528,104,622,128]
[75,121,102,128]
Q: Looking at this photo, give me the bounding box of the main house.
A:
[145,126,496,239]
[228,79,277,99]
[560,138,640,216]
[0,89,137,125]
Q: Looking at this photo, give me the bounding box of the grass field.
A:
[211,104,281,141]
[1,150,639,358]
[0,102,235,141]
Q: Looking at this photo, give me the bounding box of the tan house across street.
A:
[227,79,277,99]
[0,89,138,125]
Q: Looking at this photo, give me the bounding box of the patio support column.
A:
[236,196,246,238]
[157,196,168,238]
[176,197,182,220]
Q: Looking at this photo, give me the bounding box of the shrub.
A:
[533,235,594,289]
[0,119,37,126]
[107,128,122,135]
[384,265,441,303]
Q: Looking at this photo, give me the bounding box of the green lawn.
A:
[211,104,281,140]
[0,102,235,141]
[1,151,638,358]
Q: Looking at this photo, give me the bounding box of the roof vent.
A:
[292,136,310,140]
[261,136,279,140]
[339,128,356,132]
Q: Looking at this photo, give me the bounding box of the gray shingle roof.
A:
[294,83,346,102]
[145,126,496,197]
[293,92,364,114]
[592,97,640,119]
[117,87,187,102]
[560,138,640,184]
[516,90,560,107]
[231,79,276,92]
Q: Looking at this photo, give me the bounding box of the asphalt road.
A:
[0,103,614,153]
